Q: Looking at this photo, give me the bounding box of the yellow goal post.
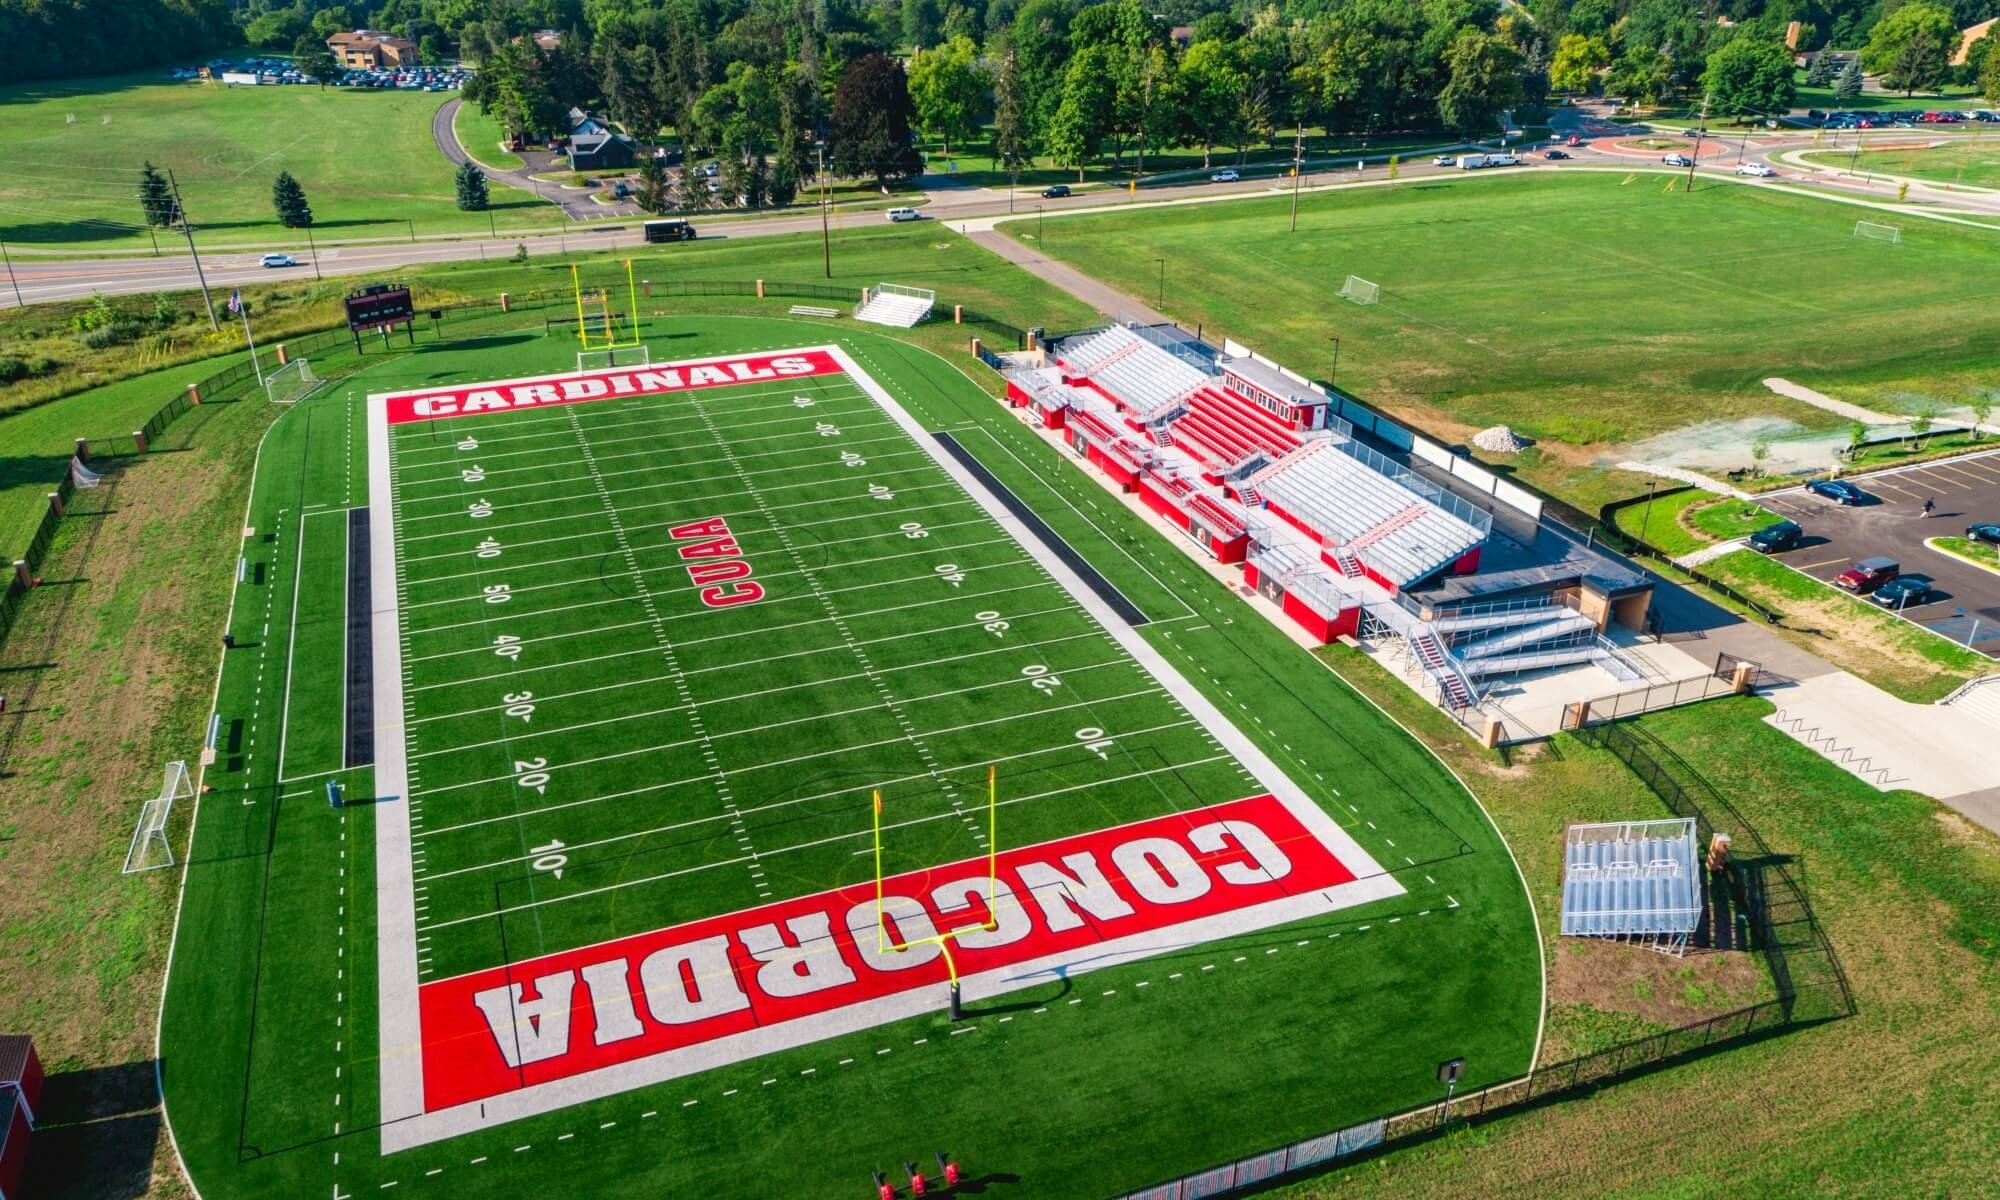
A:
[871,766,999,1020]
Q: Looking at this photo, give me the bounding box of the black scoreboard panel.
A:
[345,286,414,330]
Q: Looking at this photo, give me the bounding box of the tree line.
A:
[0,0,234,84]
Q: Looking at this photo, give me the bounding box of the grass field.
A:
[151,315,1540,1199]
[1001,173,2000,513]
[1800,137,2000,188]
[0,70,555,251]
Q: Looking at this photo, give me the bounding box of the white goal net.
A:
[1337,275,1381,305]
[123,760,194,873]
[70,456,102,489]
[266,357,322,404]
[1853,220,1901,244]
[577,345,651,373]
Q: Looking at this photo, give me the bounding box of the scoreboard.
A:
[345,284,414,331]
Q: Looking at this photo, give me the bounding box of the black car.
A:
[1747,520,1802,553]
[1966,522,2000,546]
[1041,184,1071,198]
[1870,575,1933,609]
[1544,149,1571,160]
[1806,478,1869,505]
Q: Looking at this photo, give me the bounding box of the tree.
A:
[271,171,313,228]
[632,156,672,214]
[419,34,444,66]
[1971,396,1993,440]
[830,53,924,189]
[903,0,943,50]
[1607,44,1674,107]
[1911,405,1935,451]
[907,35,989,157]
[1883,32,1947,97]
[1805,52,1834,88]
[1750,436,1771,477]
[1437,29,1524,137]
[1863,3,1956,93]
[454,160,489,211]
[1549,33,1611,95]
[1846,419,1868,460]
[137,161,177,228]
[1045,44,1115,180]
[769,156,800,206]
[991,42,1032,171]
[1177,37,1244,169]
[1984,40,2000,105]
[1700,38,1796,119]
[1834,58,1863,102]
[293,35,341,89]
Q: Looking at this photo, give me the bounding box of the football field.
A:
[366,345,1403,1144]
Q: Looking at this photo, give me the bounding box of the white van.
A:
[886,207,922,222]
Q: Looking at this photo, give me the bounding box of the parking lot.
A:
[1760,447,2000,658]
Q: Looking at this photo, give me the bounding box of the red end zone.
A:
[417,794,1356,1110]
[380,350,844,424]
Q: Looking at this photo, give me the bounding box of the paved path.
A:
[431,97,631,221]
[1612,461,1753,501]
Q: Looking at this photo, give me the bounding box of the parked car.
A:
[1041,184,1070,198]
[1736,162,1776,177]
[1544,149,1571,160]
[1565,135,1583,147]
[1747,521,1802,554]
[886,207,922,222]
[1662,153,1693,167]
[1834,556,1899,593]
[1870,575,1933,608]
[1965,522,2000,545]
[1210,168,1240,182]
[259,253,296,268]
[1807,478,1869,505]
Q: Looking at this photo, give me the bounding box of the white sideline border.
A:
[369,345,1403,1153]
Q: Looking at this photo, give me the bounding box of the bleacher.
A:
[1560,819,1701,954]
[1164,386,1301,475]
[1252,439,1484,589]
[855,283,936,328]
[1056,325,1211,420]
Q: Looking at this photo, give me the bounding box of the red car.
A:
[1565,135,1583,147]
[1834,556,1899,593]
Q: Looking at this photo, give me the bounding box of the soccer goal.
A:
[70,456,102,489]
[266,357,323,404]
[1853,220,1901,245]
[123,760,194,873]
[1337,275,1381,305]
[577,344,652,373]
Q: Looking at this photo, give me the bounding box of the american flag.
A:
[227,289,242,315]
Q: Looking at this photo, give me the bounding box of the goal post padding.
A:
[1337,275,1381,305]
[1853,220,1901,244]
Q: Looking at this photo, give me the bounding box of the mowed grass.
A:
[0,69,555,250]
[1801,137,2000,189]
[1003,174,2000,510]
[157,318,1539,1200]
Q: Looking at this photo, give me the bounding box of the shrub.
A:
[79,321,146,349]
[28,356,59,375]
[0,356,27,383]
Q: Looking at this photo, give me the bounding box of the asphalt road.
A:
[1759,447,2000,656]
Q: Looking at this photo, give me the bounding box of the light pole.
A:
[0,240,22,307]
[1289,127,1304,232]
[1639,479,1659,545]
[405,218,416,244]
[1037,204,1044,244]
[1328,334,1341,386]
[1154,258,1164,308]
[817,140,831,279]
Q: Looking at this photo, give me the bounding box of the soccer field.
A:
[159,316,1539,1199]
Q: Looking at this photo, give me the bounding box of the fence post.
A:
[74,437,89,463]
[276,342,289,366]
[134,430,148,454]
[756,279,765,298]
[46,491,64,520]
[499,292,511,313]
[188,381,202,406]
[12,561,30,590]
[1731,663,1756,694]
[953,303,963,324]
[1482,716,1504,749]
[969,337,983,360]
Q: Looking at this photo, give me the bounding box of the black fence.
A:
[1114,715,1853,1200]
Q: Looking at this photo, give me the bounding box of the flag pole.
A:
[234,292,265,387]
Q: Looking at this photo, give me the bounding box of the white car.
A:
[886,207,922,222]
[1433,154,1457,166]
[1736,162,1776,177]
[259,253,296,268]
[1210,169,1239,182]
[1663,153,1693,167]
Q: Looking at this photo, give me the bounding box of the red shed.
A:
[0,1034,41,1200]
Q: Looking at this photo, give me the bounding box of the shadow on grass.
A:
[20,1059,161,1200]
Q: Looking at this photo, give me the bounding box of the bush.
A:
[28,356,58,375]
[79,321,146,349]
[0,356,27,383]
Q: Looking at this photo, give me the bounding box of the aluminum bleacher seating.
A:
[1252,438,1484,588]
[1057,326,1210,420]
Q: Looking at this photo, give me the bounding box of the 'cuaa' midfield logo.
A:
[667,516,763,608]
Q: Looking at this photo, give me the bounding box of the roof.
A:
[1219,353,1324,412]
[0,1036,31,1086]
[568,133,631,155]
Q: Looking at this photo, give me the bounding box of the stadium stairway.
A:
[1408,630,1478,709]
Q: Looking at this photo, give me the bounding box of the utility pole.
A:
[1684,92,1710,193]
[303,222,322,281]
[168,169,218,331]
[818,141,831,279]
[0,240,22,307]
[1289,127,1304,232]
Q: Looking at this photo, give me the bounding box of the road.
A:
[430,97,618,223]
[6,112,1998,308]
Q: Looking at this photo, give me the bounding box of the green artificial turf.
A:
[157,315,1540,1199]
[998,173,2000,511]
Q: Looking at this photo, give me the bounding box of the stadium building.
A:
[995,322,1668,740]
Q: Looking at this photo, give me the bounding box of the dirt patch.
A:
[1550,938,1771,1031]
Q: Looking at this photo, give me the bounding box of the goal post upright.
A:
[870,765,1001,1020]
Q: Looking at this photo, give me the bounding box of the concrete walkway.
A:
[1765,672,2000,823]
[1612,461,1753,501]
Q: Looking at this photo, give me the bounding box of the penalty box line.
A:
[415,754,1237,930]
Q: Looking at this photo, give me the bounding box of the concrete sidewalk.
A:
[1766,672,2000,824]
